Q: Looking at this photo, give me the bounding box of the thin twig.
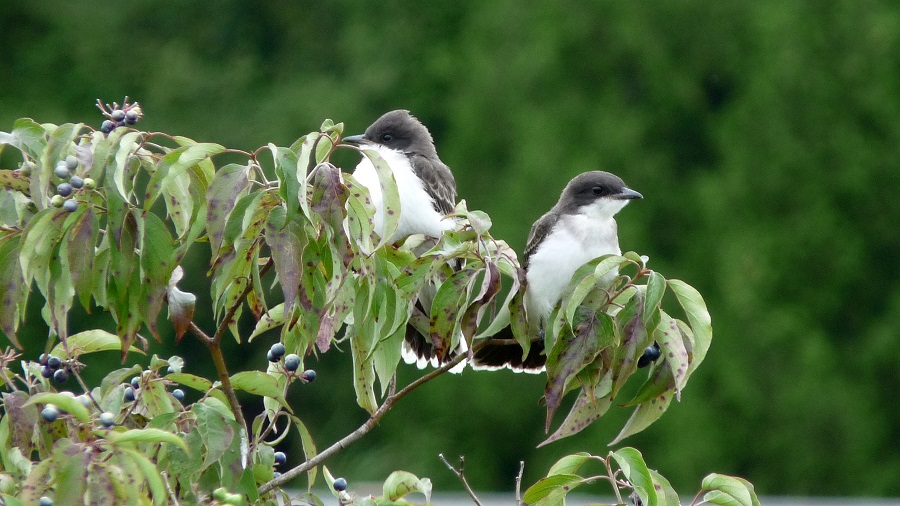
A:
[258,341,488,495]
[439,454,482,506]
[160,471,180,506]
[515,461,525,506]
[603,455,624,505]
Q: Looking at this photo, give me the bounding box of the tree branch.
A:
[439,454,482,506]
[258,341,487,495]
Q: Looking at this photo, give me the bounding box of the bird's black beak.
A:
[615,188,643,200]
[342,134,369,146]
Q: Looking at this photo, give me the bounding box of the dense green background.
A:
[3,0,899,497]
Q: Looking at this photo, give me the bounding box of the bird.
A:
[342,109,457,244]
[343,110,462,369]
[472,171,643,372]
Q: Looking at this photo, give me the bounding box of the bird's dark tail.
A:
[471,325,546,373]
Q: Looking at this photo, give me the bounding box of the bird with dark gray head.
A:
[473,171,643,372]
[343,109,457,243]
[343,110,462,369]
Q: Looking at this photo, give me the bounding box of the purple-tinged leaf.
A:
[265,207,307,311]
[206,163,250,258]
[610,389,675,445]
[429,267,479,359]
[141,212,176,341]
[460,262,501,343]
[66,207,98,311]
[656,310,690,398]
[539,372,613,447]
[0,236,26,348]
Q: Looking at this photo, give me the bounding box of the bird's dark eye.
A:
[381,133,394,142]
[591,186,605,196]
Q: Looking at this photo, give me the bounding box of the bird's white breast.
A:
[351,145,450,243]
[524,212,621,322]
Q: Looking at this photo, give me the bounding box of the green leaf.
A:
[167,266,196,340]
[360,148,401,246]
[382,471,432,502]
[610,448,656,506]
[649,469,681,506]
[206,163,251,257]
[547,452,593,476]
[0,236,26,348]
[429,267,479,358]
[522,474,584,506]
[539,375,613,447]
[564,255,625,325]
[642,270,666,326]
[50,329,143,358]
[656,310,690,396]
[701,473,760,506]
[65,207,98,311]
[249,303,285,342]
[667,279,712,379]
[104,428,189,453]
[3,118,45,159]
[25,392,91,424]
[141,211,176,340]
[52,439,89,505]
[230,371,285,403]
[291,415,318,490]
[610,389,674,445]
[19,208,67,295]
[145,142,224,211]
[265,207,307,311]
[343,174,377,254]
[120,448,167,506]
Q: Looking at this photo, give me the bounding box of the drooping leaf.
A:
[609,389,674,446]
[265,207,307,311]
[0,236,26,347]
[249,303,285,342]
[65,206,98,311]
[701,473,760,506]
[522,474,585,506]
[539,375,613,447]
[360,148,400,247]
[230,371,287,407]
[206,163,251,257]
[25,392,91,424]
[167,266,196,341]
[610,447,657,506]
[140,212,176,340]
[429,267,479,358]
[667,279,712,379]
[103,428,189,453]
[382,471,432,503]
[546,452,593,476]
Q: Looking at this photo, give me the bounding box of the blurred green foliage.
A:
[2,0,899,497]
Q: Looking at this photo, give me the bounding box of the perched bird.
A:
[473,171,643,372]
[343,109,457,243]
[344,110,461,368]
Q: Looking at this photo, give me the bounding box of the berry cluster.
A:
[266,342,317,382]
[38,353,69,383]
[49,155,96,213]
[96,97,142,135]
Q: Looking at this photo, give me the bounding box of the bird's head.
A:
[559,170,642,219]
[343,109,437,156]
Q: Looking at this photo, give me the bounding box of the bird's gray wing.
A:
[409,154,457,215]
[523,211,560,269]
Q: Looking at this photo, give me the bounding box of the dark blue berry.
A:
[69,176,84,189]
[40,496,53,506]
[125,111,138,125]
[40,366,53,378]
[172,389,185,401]
[111,110,125,122]
[99,412,115,427]
[269,343,286,358]
[637,342,661,368]
[267,350,277,363]
[53,369,68,383]
[47,356,62,369]
[301,370,317,382]
[54,165,71,179]
[166,366,175,375]
[39,353,49,365]
[333,477,348,492]
[124,386,136,402]
[274,451,286,465]
[100,120,115,134]
[130,377,141,389]
[41,406,59,422]
[273,472,281,479]
[284,354,300,372]
[57,183,73,197]
[63,199,78,213]
[65,155,78,170]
